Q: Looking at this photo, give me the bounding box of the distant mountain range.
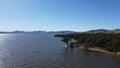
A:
[87,29,120,33]
[0,29,120,34]
[48,31,75,34]
[0,30,75,34]
[0,30,46,34]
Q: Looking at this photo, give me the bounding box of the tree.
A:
[62,37,70,47]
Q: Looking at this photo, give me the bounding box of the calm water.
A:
[0,34,120,68]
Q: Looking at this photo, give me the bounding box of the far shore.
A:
[79,46,120,56]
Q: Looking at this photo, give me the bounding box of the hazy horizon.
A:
[0,0,120,31]
[0,28,120,32]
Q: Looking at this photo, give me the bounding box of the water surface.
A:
[0,34,120,68]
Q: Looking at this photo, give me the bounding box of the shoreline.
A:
[79,46,120,56]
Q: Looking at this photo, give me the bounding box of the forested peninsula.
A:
[55,29,120,56]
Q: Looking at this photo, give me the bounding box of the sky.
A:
[0,0,120,31]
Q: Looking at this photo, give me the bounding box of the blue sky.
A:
[0,0,120,31]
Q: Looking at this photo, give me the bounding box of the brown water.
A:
[0,34,120,68]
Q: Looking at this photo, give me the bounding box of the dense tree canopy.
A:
[55,33,120,52]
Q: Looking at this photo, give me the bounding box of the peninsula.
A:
[55,29,120,56]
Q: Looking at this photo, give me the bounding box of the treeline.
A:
[55,33,120,52]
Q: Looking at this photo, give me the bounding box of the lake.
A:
[0,34,120,68]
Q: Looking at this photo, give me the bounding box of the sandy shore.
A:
[79,46,120,56]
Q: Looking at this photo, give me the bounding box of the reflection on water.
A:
[0,34,120,68]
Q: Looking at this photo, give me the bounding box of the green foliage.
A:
[55,33,120,52]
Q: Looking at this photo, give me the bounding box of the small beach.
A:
[79,46,120,56]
